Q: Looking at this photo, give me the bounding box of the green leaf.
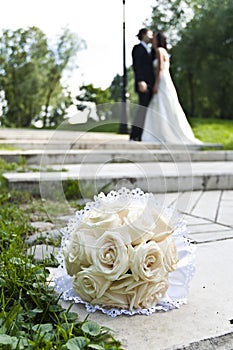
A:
[9,257,23,265]
[32,323,53,335]
[81,321,101,336]
[31,308,43,314]
[49,304,61,312]
[65,311,79,322]
[0,334,17,345]
[0,278,5,287]
[89,344,105,350]
[65,336,88,350]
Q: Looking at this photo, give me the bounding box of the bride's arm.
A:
[153,47,163,94]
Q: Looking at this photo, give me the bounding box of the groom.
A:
[129,28,156,141]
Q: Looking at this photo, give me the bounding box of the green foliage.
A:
[0,27,84,128]
[126,67,138,104]
[0,158,18,172]
[0,145,17,151]
[76,84,113,106]
[75,84,115,121]
[109,0,233,121]
[148,0,200,44]
[0,195,123,349]
[63,179,81,200]
[108,67,137,128]
[0,158,18,191]
[109,67,137,105]
[171,0,233,119]
[59,117,119,133]
[109,74,122,103]
[141,0,233,119]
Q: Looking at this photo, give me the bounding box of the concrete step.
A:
[3,161,233,195]
[0,138,223,150]
[0,127,222,151]
[0,149,232,165]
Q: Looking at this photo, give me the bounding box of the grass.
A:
[0,159,123,350]
[59,119,120,133]
[0,145,17,150]
[189,117,233,149]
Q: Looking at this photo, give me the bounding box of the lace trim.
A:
[54,188,196,317]
[54,274,187,317]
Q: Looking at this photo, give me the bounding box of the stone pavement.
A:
[50,190,233,350]
[1,128,233,349]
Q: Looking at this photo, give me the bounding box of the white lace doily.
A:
[54,188,196,317]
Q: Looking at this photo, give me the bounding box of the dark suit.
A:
[130,43,155,141]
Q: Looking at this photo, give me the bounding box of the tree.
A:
[143,0,233,119]
[170,0,233,118]
[0,27,85,127]
[41,27,83,127]
[0,27,49,126]
[109,67,137,104]
[109,74,122,102]
[148,0,200,44]
[76,84,113,106]
[75,84,114,120]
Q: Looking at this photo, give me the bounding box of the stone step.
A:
[0,128,223,146]
[0,149,232,165]
[3,161,233,195]
[0,139,222,151]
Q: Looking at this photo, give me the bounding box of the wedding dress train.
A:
[141,55,201,145]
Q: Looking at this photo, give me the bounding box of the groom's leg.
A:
[130,91,151,141]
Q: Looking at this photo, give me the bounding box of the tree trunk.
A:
[43,89,53,128]
[188,72,195,117]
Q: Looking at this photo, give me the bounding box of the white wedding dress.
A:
[141,53,202,145]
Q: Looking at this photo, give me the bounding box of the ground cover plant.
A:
[0,160,123,350]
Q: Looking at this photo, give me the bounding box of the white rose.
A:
[64,229,94,276]
[92,290,130,309]
[73,267,111,302]
[80,208,122,237]
[129,241,166,281]
[150,208,174,242]
[131,279,169,309]
[159,236,179,272]
[64,253,81,276]
[91,231,129,281]
[122,204,157,245]
[92,274,169,310]
[92,274,134,309]
[93,190,133,214]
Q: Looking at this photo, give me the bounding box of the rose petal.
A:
[91,231,129,281]
[129,241,166,281]
[73,268,111,302]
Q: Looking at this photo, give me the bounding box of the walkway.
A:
[1,128,233,349]
[51,190,233,350]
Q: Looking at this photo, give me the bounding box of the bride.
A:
[141,32,202,145]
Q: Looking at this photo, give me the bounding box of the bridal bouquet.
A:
[62,188,184,311]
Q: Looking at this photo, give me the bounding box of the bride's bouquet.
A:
[55,188,195,316]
